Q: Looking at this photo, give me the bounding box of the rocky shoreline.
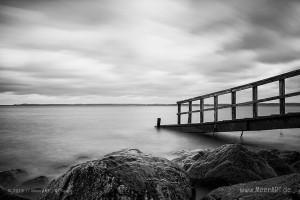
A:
[1,144,300,200]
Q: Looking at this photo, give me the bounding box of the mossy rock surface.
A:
[203,173,300,200]
[41,149,192,200]
[172,144,277,187]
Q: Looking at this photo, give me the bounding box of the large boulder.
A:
[21,176,49,189]
[258,150,295,176]
[41,149,192,200]
[0,187,29,200]
[203,173,300,200]
[0,169,28,188]
[172,144,276,187]
[257,149,300,175]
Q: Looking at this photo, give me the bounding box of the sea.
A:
[0,105,300,181]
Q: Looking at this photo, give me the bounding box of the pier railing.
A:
[176,69,300,125]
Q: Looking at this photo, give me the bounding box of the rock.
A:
[0,169,28,188]
[203,173,300,200]
[278,151,300,165]
[41,149,192,200]
[258,150,295,176]
[171,149,207,171]
[0,187,30,200]
[172,144,276,187]
[292,160,300,173]
[21,176,49,188]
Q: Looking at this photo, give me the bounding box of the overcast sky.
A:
[0,0,299,104]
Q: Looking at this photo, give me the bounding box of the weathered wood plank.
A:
[159,113,300,133]
[200,99,204,123]
[252,86,258,118]
[279,79,285,115]
[188,101,192,124]
[178,69,300,104]
[214,96,218,122]
[177,103,181,125]
[231,91,236,120]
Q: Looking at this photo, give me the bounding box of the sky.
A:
[0,0,299,104]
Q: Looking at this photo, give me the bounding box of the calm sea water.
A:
[0,105,299,179]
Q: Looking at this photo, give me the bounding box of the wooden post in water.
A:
[279,79,285,115]
[200,99,204,123]
[214,95,218,122]
[252,86,258,118]
[177,103,181,124]
[231,91,236,120]
[156,118,161,128]
[188,101,192,124]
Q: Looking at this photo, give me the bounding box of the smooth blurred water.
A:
[0,105,299,179]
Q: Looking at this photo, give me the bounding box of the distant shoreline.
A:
[1,103,300,106]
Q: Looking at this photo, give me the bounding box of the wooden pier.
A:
[157,69,300,133]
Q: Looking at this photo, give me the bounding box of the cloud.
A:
[0,0,299,104]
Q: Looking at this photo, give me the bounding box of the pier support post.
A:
[156,118,161,128]
[231,91,236,120]
[279,79,285,115]
[188,101,192,124]
[177,103,181,125]
[252,86,258,118]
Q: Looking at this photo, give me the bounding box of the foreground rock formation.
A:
[0,187,29,200]
[41,149,192,200]
[172,144,276,187]
[203,173,300,200]
[21,176,49,189]
[0,169,28,188]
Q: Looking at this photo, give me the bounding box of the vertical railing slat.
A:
[279,79,285,115]
[231,91,236,120]
[252,86,258,118]
[177,103,181,125]
[200,99,204,123]
[214,96,218,122]
[188,101,192,124]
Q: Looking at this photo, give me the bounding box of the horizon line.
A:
[1,103,300,106]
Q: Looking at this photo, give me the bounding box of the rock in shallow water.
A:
[203,173,300,200]
[0,169,28,188]
[41,149,192,200]
[258,150,295,176]
[0,187,30,200]
[21,176,49,189]
[172,144,277,187]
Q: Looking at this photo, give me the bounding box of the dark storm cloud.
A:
[0,0,299,104]
[221,0,300,64]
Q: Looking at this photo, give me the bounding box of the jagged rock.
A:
[21,176,49,188]
[258,150,295,176]
[0,187,30,200]
[203,173,300,200]
[172,144,276,187]
[41,149,192,200]
[278,151,300,165]
[171,149,207,171]
[0,169,28,188]
[292,160,300,173]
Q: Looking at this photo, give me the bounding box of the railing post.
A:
[200,99,204,123]
[252,85,258,118]
[231,91,236,120]
[279,79,285,115]
[156,118,161,128]
[188,101,192,124]
[177,103,181,124]
[214,95,218,122]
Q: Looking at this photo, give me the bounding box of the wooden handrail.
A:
[176,69,300,125]
[177,69,300,104]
